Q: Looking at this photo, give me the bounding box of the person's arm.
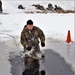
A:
[20,28,28,49]
[37,27,45,47]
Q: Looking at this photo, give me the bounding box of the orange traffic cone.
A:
[66,30,72,43]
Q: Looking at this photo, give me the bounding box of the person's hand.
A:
[41,42,45,47]
[26,46,32,51]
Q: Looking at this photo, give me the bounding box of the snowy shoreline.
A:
[0,13,74,42]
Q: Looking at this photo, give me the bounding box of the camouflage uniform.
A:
[20,25,45,52]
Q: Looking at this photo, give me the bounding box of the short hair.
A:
[27,19,33,25]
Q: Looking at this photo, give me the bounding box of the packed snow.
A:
[0,0,75,75]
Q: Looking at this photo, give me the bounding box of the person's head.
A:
[26,19,33,31]
[55,5,57,8]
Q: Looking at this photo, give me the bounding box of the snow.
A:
[0,14,74,42]
[0,0,75,75]
[2,0,75,14]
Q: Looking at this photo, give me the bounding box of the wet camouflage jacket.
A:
[20,25,45,48]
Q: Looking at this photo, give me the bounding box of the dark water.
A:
[9,49,74,75]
